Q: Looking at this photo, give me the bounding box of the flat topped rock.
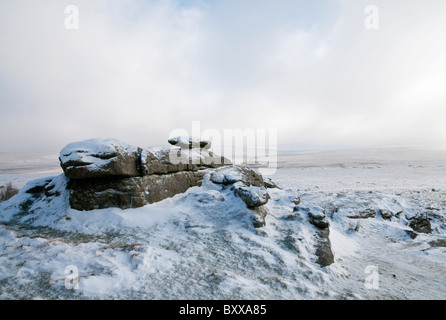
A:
[59,138,140,179]
[168,136,211,149]
[59,137,230,180]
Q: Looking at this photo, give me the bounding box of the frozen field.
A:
[272,146,446,192]
[0,146,445,300]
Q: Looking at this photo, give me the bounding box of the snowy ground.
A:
[0,147,445,299]
[271,146,446,299]
[272,146,446,192]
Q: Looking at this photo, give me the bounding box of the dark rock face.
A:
[140,148,193,175]
[315,228,335,267]
[69,171,206,210]
[293,205,330,229]
[252,206,268,228]
[408,214,432,234]
[141,148,230,175]
[429,239,446,247]
[310,217,330,229]
[307,207,330,229]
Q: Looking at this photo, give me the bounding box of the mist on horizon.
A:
[1,0,446,153]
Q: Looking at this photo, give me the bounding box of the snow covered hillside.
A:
[0,147,445,299]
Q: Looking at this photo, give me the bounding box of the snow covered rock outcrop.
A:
[208,166,271,227]
[140,147,229,175]
[16,137,275,226]
[209,165,265,187]
[58,137,232,210]
[234,186,269,209]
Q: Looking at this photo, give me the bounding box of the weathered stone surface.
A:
[347,208,376,219]
[379,209,402,220]
[310,217,330,229]
[69,170,206,210]
[59,138,140,179]
[315,228,334,267]
[234,186,269,208]
[380,209,393,220]
[252,206,268,228]
[429,239,446,248]
[168,136,211,149]
[59,138,235,210]
[140,148,192,175]
[307,207,330,229]
[141,147,230,175]
[210,166,264,187]
[408,214,432,234]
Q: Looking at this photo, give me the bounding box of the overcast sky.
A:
[1,0,446,152]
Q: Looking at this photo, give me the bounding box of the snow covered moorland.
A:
[0,141,445,299]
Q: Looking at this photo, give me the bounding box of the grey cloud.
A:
[0,0,445,152]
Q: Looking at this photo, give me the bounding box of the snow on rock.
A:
[58,138,232,210]
[182,148,232,168]
[210,165,264,187]
[264,177,280,189]
[234,185,269,208]
[140,147,230,175]
[168,136,212,149]
[59,138,140,179]
[140,147,189,175]
[208,166,270,228]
